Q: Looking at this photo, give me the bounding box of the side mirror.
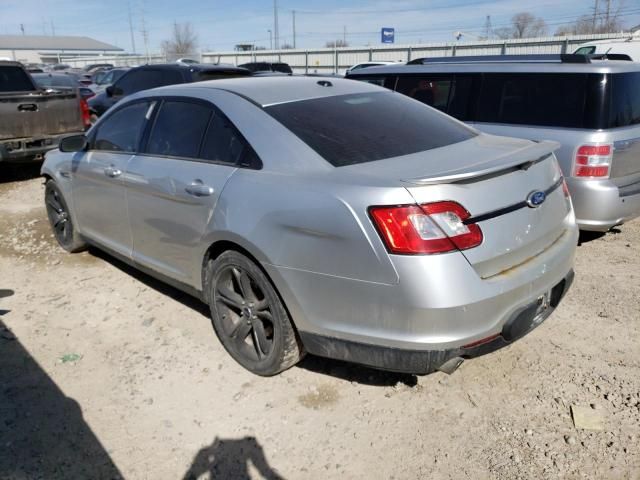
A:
[105,85,114,97]
[59,134,88,153]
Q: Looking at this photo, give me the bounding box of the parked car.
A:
[238,61,292,74]
[574,31,640,61]
[42,76,577,376]
[345,61,400,76]
[83,63,114,73]
[175,58,199,65]
[347,54,640,232]
[31,72,96,100]
[0,61,89,163]
[90,67,129,92]
[87,63,251,118]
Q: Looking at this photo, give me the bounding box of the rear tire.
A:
[44,180,87,253]
[205,250,303,376]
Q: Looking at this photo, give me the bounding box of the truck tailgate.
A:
[0,91,83,140]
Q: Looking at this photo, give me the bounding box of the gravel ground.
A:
[1,169,639,480]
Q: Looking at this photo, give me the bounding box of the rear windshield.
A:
[265,91,476,166]
[32,74,75,88]
[0,66,35,92]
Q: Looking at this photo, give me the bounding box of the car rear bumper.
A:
[0,134,76,163]
[265,222,577,372]
[299,270,574,374]
[568,176,640,231]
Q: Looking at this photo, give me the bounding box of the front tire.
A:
[206,250,303,376]
[44,180,87,253]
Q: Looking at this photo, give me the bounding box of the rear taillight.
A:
[573,144,612,178]
[80,98,91,130]
[369,201,483,254]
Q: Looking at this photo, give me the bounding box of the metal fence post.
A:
[305,50,309,74]
[501,42,507,55]
[335,48,338,74]
[452,44,457,57]
[369,48,373,61]
[407,46,412,62]
[562,38,569,54]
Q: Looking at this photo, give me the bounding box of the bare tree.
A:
[280,43,294,49]
[161,22,198,55]
[493,12,547,39]
[555,1,626,35]
[325,39,349,48]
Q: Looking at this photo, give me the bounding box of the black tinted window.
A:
[608,72,640,128]
[0,66,35,92]
[147,101,212,158]
[396,77,451,112]
[116,69,183,95]
[272,63,292,74]
[266,91,475,167]
[477,73,588,128]
[200,112,246,164]
[351,75,396,89]
[94,102,150,152]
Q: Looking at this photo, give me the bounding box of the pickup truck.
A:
[0,61,88,163]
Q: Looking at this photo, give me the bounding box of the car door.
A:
[125,97,254,285]
[73,100,153,256]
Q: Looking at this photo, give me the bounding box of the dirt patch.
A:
[1,177,639,480]
[298,384,340,409]
[0,207,96,267]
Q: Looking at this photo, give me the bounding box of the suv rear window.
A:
[607,72,640,128]
[266,91,476,167]
[0,66,35,92]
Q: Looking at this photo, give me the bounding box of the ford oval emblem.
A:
[526,190,546,208]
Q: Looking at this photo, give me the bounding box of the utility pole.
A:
[50,19,55,36]
[343,25,346,46]
[592,0,599,32]
[268,29,272,50]
[273,0,279,49]
[605,0,611,31]
[128,0,136,53]
[20,23,25,35]
[140,4,150,63]
[483,15,492,39]
[292,10,296,48]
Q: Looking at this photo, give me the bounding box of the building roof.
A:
[0,35,122,51]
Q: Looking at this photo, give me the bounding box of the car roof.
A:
[157,76,383,107]
[350,59,640,75]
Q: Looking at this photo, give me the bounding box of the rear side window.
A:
[476,73,588,128]
[351,75,396,89]
[574,46,596,55]
[607,72,640,128]
[200,113,246,164]
[266,91,476,167]
[0,66,35,92]
[146,101,212,158]
[116,69,183,95]
[272,63,292,74]
[94,101,150,152]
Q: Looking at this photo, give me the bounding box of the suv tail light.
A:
[573,144,612,178]
[369,201,483,254]
[80,97,91,130]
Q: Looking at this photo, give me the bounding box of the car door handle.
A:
[17,103,38,112]
[185,182,214,197]
[104,166,122,178]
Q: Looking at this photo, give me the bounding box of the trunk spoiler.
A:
[401,140,560,186]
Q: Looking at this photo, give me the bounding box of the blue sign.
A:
[381,27,395,44]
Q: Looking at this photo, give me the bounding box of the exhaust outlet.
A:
[437,356,464,375]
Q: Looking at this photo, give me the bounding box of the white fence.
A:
[63,33,630,72]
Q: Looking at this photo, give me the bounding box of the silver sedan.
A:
[41,77,578,376]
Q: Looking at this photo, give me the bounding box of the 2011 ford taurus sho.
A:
[41,76,578,376]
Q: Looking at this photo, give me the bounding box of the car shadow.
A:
[0,162,42,184]
[578,227,621,245]
[87,249,419,387]
[0,290,123,479]
[182,436,285,480]
[88,247,210,318]
[297,355,418,387]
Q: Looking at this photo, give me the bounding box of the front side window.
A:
[266,91,476,167]
[94,101,150,152]
[146,101,212,158]
[0,66,35,92]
